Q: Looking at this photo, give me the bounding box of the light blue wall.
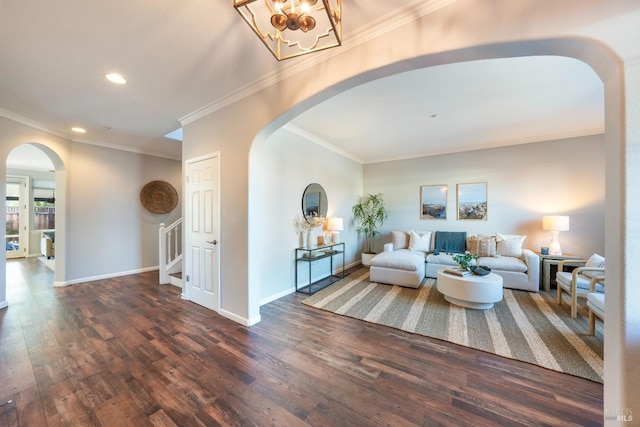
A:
[363,135,605,258]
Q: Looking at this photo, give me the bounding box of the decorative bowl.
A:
[471,266,491,276]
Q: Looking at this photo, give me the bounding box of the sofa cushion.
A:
[433,231,466,254]
[495,233,526,257]
[587,292,605,313]
[425,252,459,266]
[391,230,410,250]
[408,230,432,252]
[467,234,497,257]
[478,256,527,273]
[557,271,605,293]
[371,250,426,272]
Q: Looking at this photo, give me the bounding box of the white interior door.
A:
[186,155,220,311]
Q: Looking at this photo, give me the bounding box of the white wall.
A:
[65,142,182,281]
[1,118,182,295]
[254,132,606,306]
[254,127,362,305]
[363,135,605,258]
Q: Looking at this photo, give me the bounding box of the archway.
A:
[6,144,55,260]
[248,37,631,408]
[249,39,618,310]
[2,142,66,308]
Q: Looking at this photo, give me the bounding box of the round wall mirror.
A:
[302,183,328,225]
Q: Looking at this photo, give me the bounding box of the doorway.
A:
[5,144,59,281]
[6,145,56,261]
[184,154,220,311]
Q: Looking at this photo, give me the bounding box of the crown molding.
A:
[179,0,457,126]
[71,137,182,161]
[0,108,68,140]
[283,124,364,164]
[366,126,605,164]
[0,108,181,161]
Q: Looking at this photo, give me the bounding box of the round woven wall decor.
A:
[140,180,178,214]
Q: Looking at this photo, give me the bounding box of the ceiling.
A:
[1,0,604,168]
[6,144,54,172]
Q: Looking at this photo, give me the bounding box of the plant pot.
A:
[361,252,377,267]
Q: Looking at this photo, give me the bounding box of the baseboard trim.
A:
[343,260,361,271]
[218,308,261,327]
[54,266,160,287]
[260,287,295,306]
[259,261,362,306]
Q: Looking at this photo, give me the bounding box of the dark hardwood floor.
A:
[1,258,603,426]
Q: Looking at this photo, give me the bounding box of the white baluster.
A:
[174,225,179,260]
[158,223,168,284]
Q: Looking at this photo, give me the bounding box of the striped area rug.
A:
[302,268,603,383]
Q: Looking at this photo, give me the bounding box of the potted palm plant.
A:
[352,193,388,266]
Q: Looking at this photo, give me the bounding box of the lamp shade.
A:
[542,215,570,232]
[326,217,343,231]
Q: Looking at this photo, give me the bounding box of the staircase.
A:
[159,219,183,287]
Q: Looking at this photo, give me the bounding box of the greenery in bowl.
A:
[450,251,479,271]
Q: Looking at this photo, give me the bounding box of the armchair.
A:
[587,276,605,335]
[556,253,605,318]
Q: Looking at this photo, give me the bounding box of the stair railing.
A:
[159,218,183,284]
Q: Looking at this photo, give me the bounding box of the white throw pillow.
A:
[391,231,409,250]
[495,233,526,257]
[409,230,432,252]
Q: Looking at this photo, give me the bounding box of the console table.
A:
[295,242,345,294]
[538,253,582,291]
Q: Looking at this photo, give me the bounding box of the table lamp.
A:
[326,217,344,244]
[542,215,570,255]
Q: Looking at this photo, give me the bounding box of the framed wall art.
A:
[457,182,487,220]
[420,184,447,220]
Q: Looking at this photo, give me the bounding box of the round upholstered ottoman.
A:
[436,268,503,309]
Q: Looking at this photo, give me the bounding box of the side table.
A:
[537,253,582,292]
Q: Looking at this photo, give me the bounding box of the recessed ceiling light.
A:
[71,127,86,133]
[105,72,127,84]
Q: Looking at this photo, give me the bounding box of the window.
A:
[33,188,55,231]
[6,183,20,251]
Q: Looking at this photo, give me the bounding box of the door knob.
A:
[207,240,218,245]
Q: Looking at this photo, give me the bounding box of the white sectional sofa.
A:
[370,230,540,292]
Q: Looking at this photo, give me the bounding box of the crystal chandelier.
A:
[234,0,342,61]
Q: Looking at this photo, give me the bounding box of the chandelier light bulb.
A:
[235,0,343,60]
